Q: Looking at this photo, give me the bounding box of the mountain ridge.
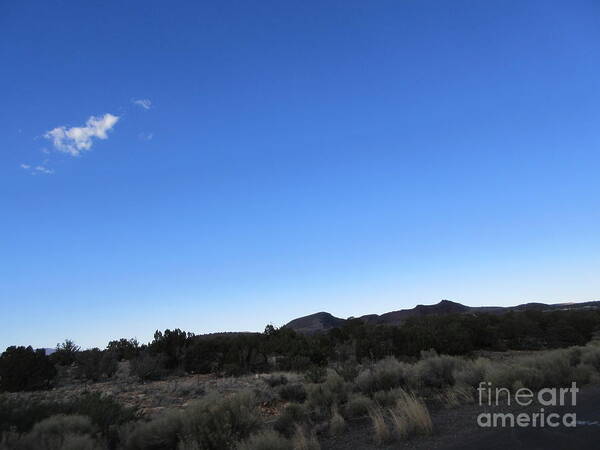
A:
[283,299,600,334]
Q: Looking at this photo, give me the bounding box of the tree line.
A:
[1,308,599,392]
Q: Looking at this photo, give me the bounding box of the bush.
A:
[273,403,309,438]
[237,430,291,450]
[278,384,307,403]
[130,353,167,381]
[0,346,56,392]
[76,349,118,381]
[264,375,288,388]
[15,414,100,450]
[303,366,326,384]
[125,410,182,450]
[355,357,409,393]
[180,391,261,449]
[343,393,373,419]
[306,373,348,417]
[414,352,462,389]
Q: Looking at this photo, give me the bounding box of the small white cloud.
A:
[34,165,54,174]
[138,132,154,141]
[20,164,31,169]
[45,113,119,156]
[133,99,152,110]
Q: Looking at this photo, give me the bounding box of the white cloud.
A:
[133,99,152,110]
[20,164,31,169]
[45,113,119,156]
[35,165,54,174]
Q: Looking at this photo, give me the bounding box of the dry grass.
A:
[367,405,391,445]
[389,390,433,438]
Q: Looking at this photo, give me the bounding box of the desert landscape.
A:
[3,301,600,449]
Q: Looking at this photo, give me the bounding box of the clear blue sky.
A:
[2,1,600,349]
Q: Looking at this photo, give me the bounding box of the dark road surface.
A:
[322,386,600,450]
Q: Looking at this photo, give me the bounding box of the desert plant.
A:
[389,390,432,438]
[264,374,288,388]
[291,425,320,450]
[328,407,345,436]
[278,384,307,403]
[125,409,182,450]
[179,391,261,449]
[343,393,373,419]
[16,414,98,450]
[304,366,326,384]
[130,352,167,382]
[274,403,309,438]
[367,405,391,445]
[237,430,292,450]
[356,357,412,393]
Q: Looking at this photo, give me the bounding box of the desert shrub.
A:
[125,409,182,450]
[130,352,167,381]
[237,430,291,450]
[306,373,348,417]
[437,384,474,408]
[291,425,320,450]
[0,346,56,392]
[372,388,407,408]
[453,358,491,387]
[355,357,409,393]
[264,374,288,388]
[0,392,135,449]
[367,406,391,445]
[303,366,326,384]
[273,403,309,438]
[179,391,261,449]
[343,393,373,419]
[328,407,345,436]
[278,384,307,403]
[414,352,463,389]
[15,414,98,450]
[332,362,359,383]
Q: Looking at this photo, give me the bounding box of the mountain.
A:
[284,312,346,334]
[284,299,600,334]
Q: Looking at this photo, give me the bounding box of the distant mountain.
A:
[284,312,346,334]
[284,299,600,334]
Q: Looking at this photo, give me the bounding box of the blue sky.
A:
[2,1,600,349]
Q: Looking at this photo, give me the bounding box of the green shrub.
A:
[328,407,345,436]
[278,384,306,403]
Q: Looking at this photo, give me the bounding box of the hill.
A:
[284,299,600,333]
